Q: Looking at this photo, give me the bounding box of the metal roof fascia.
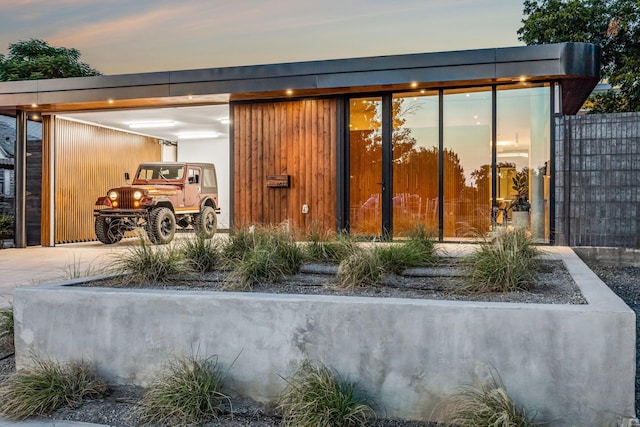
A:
[0,42,600,108]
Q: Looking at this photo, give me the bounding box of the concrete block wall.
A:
[556,112,640,247]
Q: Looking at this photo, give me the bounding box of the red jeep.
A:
[94,162,219,244]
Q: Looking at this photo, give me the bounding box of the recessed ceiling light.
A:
[31,103,37,108]
[410,81,418,88]
[178,132,220,140]
[128,120,176,129]
[286,89,294,95]
[108,99,114,104]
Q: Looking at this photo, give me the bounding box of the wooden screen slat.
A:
[54,118,161,244]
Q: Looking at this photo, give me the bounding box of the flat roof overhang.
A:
[0,42,600,115]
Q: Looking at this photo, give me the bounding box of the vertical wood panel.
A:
[54,118,161,244]
[232,99,337,233]
[41,116,53,246]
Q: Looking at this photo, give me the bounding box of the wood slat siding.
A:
[233,99,337,233]
[53,118,161,244]
[41,116,53,246]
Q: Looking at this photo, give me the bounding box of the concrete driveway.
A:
[0,235,201,308]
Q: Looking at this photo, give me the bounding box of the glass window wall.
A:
[443,88,492,239]
[392,91,439,236]
[496,84,550,241]
[349,97,383,236]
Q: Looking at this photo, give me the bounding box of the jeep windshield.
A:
[135,165,185,182]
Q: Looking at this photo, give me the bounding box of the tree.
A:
[0,39,100,81]
[518,0,640,113]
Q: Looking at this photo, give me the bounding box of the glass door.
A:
[349,97,383,236]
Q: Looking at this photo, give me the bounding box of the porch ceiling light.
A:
[178,131,220,140]
[128,120,176,129]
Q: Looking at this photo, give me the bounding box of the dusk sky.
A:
[0,1,525,76]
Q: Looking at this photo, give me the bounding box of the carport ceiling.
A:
[59,104,229,143]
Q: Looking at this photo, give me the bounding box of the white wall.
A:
[177,138,230,229]
[161,144,177,162]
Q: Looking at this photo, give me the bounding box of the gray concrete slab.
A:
[0,234,209,308]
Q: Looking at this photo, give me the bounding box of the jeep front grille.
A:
[117,189,136,209]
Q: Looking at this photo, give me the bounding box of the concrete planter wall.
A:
[13,247,636,426]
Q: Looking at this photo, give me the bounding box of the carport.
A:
[0,42,600,247]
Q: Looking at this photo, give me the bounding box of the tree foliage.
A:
[518,0,640,113]
[0,38,100,81]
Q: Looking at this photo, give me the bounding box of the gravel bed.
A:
[80,259,586,305]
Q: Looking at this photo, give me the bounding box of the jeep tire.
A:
[95,216,125,244]
[147,207,176,245]
[193,206,217,238]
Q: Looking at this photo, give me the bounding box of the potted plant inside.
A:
[510,169,530,228]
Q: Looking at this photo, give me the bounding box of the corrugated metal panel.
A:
[54,118,161,244]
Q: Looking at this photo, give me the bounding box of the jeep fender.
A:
[150,199,174,212]
[200,197,220,214]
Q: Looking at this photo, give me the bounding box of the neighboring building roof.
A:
[0,115,43,159]
[0,42,600,115]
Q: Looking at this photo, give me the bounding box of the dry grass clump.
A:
[113,238,192,285]
[0,305,13,350]
[180,232,222,273]
[432,369,539,427]
[137,354,229,426]
[303,231,358,264]
[461,229,542,293]
[226,226,304,289]
[278,360,376,427]
[0,357,108,420]
[335,248,385,289]
[336,226,437,289]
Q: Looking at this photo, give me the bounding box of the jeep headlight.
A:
[133,190,143,200]
[108,191,118,201]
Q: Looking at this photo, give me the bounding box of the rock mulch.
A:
[81,259,586,305]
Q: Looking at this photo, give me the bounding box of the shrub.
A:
[226,226,304,289]
[432,368,538,427]
[0,357,107,420]
[137,354,228,426]
[278,361,376,427]
[0,305,13,350]
[335,249,385,289]
[222,227,259,263]
[461,229,542,293]
[405,224,437,263]
[228,247,290,289]
[181,233,221,273]
[0,214,13,247]
[303,231,358,264]
[113,238,192,285]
